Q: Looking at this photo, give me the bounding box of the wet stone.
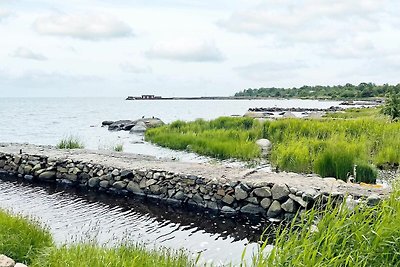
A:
[267,200,282,218]
[222,194,235,205]
[241,204,265,214]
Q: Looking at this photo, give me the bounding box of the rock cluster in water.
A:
[0,255,27,267]
[248,106,343,113]
[0,151,383,220]
[102,118,164,133]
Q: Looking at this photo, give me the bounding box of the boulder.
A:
[271,184,290,201]
[102,120,114,126]
[241,204,265,214]
[130,122,147,133]
[235,186,248,200]
[267,200,282,217]
[88,177,100,187]
[38,171,56,181]
[253,187,272,198]
[222,194,235,205]
[260,198,272,209]
[255,139,271,154]
[282,111,296,118]
[221,206,236,213]
[281,199,297,213]
[0,255,15,267]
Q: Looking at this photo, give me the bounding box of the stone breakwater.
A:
[0,144,388,220]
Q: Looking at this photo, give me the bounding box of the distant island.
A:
[234,83,400,99]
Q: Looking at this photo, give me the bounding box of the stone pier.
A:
[0,143,389,220]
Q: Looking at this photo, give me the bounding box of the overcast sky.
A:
[1,0,399,97]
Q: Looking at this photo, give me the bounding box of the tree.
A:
[382,89,400,120]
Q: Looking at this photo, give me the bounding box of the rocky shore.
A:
[0,143,389,220]
[102,117,164,133]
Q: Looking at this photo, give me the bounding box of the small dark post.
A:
[19,149,22,154]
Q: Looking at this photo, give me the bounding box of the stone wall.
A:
[0,151,380,220]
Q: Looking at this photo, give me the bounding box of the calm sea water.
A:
[0,97,342,162]
[0,98,342,265]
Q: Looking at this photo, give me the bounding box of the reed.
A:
[254,185,400,267]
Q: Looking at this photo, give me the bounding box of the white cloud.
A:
[33,14,133,40]
[0,8,13,22]
[234,61,308,81]
[11,47,47,61]
[146,39,224,62]
[219,0,388,43]
[120,62,152,74]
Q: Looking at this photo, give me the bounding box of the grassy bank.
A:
[0,209,195,267]
[145,109,400,181]
[254,185,400,267]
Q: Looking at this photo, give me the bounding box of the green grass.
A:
[146,110,400,181]
[31,243,195,267]
[56,136,84,149]
[0,209,195,267]
[113,144,124,152]
[0,209,53,264]
[254,185,400,267]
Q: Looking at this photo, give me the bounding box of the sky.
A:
[0,0,399,97]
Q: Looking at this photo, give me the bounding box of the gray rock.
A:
[120,170,133,178]
[192,194,203,203]
[130,122,147,133]
[111,169,120,176]
[15,263,28,267]
[267,200,282,217]
[150,184,161,194]
[271,184,290,201]
[146,179,157,187]
[206,201,219,210]
[246,197,259,204]
[0,254,15,267]
[38,171,56,181]
[281,199,297,213]
[241,204,265,214]
[260,198,272,209]
[289,194,308,208]
[222,194,235,205]
[24,174,34,181]
[255,139,271,154]
[253,187,272,198]
[113,181,127,189]
[88,177,100,187]
[367,194,381,206]
[302,188,318,202]
[102,120,114,126]
[235,186,248,200]
[64,173,78,181]
[127,181,141,193]
[174,191,185,200]
[0,160,5,168]
[221,206,236,213]
[99,180,109,188]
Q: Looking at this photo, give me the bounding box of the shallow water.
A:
[0,98,342,163]
[0,175,275,265]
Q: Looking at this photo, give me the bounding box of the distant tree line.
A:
[234,83,400,99]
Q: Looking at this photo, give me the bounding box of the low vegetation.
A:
[56,136,84,149]
[146,109,400,182]
[0,209,53,264]
[234,82,399,99]
[254,184,400,267]
[113,143,124,152]
[0,208,195,267]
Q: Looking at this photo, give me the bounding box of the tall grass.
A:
[31,243,195,267]
[56,136,84,149]
[0,209,195,267]
[254,185,400,267]
[146,112,400,181]
[0,209,53,264]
